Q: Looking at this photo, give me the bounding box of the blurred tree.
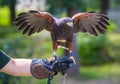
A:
[114,0,120,5]
[46,0,85,15]
[9,0,16,25]
[99,0,110,14]
[99,0,113,61]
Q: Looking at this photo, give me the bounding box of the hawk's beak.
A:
[66,22,73,26]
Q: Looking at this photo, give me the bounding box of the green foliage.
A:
[107,21,117,32]
[47,0,85,8]
[110,0,120,7]
[0,0,9,6]
[46,0,85,14]
[83,0,101,11]
[0,28,54,84]
[0,31,52,58]
[76,33,110,65]
[0,73,21,84]
[46,0,105,15]
[0,6,10,26]
[0,26,18,38]
[0,0,119,83]
[75,21,118,65]
[79,63,120,80]
[107,33,120,62]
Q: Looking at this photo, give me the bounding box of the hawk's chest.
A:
[51,20,73,48]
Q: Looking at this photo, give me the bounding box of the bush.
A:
[77,33,110,65]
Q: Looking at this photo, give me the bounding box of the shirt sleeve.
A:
[0,50,10,70]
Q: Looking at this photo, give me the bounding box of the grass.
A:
[20,77,49,84]
[78,63,120,81]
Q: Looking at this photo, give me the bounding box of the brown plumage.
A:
[13,10,110,58]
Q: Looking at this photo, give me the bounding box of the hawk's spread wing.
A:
[13,10,54,36]
[72,12,110,36]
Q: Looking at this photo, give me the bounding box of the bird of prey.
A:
[13,10,109,58]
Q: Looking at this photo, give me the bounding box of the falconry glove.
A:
[52,56,75,75]
[30,56,75,79]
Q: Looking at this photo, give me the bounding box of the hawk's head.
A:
[61,17,73,27]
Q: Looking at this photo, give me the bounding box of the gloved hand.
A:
[30,56,75,79]
[52,56,75,75]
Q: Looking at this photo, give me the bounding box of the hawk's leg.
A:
[52,40,58,58]
[68,42,73,56]
[68,42,76,65]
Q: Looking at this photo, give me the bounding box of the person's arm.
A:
[0,58,32,76]
[0,50,74,79]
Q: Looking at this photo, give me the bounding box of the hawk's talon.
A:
[49,55,57,64]
[51,55,57,63]
[53,55,57,59]
[69,56,76,65]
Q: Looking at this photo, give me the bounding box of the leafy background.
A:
[0,0,120,84]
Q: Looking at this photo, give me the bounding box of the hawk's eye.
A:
[66,22,73,26]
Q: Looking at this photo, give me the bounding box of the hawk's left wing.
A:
[72,12,110,36]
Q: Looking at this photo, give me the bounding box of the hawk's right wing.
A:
[13,10,54,36]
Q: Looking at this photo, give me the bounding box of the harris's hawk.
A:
[13,10,110,60]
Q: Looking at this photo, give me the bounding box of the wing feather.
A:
[72,12,110,36]
[22,25,31,34]
[18,22,28,30]
[13,10,54,36]
[95,25,105,34]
